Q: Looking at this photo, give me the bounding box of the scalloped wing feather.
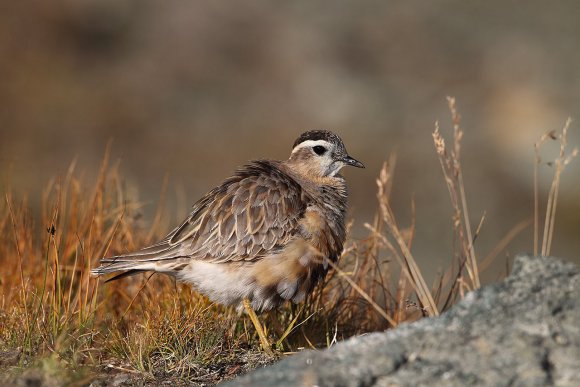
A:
[101,161,308,268]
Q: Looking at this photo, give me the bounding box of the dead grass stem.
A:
[537,119,578,256]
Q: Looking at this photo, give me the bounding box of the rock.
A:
[0,348,21,366]
[110,373,134,386]
[226,254,580,386]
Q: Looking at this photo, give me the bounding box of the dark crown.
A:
[292,130,343,149]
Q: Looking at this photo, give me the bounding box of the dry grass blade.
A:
[533,129,557,255]
[375,160,439,317]
[5,194,31,335]
[538,118,578,256]
[432,97,480,291]
[325,259,397,326]
[480,219,531,272]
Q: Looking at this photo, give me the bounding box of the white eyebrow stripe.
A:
[291,140,332,154]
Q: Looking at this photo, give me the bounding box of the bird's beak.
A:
[343,155,365,168]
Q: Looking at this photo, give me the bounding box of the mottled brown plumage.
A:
[92,130,363,312]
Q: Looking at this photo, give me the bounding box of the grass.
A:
[0,101,577,385]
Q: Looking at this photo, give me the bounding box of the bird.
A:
[91,130,364,354]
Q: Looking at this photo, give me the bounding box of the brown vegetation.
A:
[0,103,576,385]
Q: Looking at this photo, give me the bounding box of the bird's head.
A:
[288,130,364,178]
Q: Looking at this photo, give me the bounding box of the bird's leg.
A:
[243,298,274,356]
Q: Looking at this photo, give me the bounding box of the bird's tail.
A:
[91,241,189,282]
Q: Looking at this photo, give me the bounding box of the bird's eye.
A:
[313,145,327,155]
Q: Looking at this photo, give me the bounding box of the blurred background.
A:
[1,1,579,281]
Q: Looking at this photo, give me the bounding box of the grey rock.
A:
[226,254,580,386]
[111,373,134,386]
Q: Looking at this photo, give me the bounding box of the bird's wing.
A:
[100,160,308,266]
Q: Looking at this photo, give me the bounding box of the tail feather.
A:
[104,269,146,283]
[91,242,190,279]
[99,243,183,263]
[91,260,157,276]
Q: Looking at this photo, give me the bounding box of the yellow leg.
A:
[243,298,274,356]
